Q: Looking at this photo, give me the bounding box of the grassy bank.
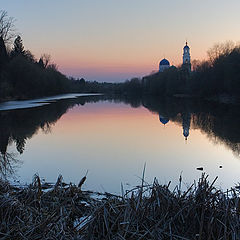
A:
[0,174,240,239]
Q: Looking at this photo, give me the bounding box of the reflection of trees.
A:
[191,105,240,157]
[0,151,20,179]
[0,95,105,177]
[0,95,108,157]
[1,94,240,177]
[139,96,240,157]
[109,95,240,156]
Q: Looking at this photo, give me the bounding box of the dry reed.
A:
[0,173,240,239]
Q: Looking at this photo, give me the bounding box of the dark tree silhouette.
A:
[38,58,44,69]
[40,53,51,68]
[0,36,8,69]
[11,35,25,57]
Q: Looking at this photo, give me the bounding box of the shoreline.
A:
[1,92,240,113]
[0,93,103,111]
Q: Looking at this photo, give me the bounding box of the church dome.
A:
[159,58,170,66]
[159,115,169,125]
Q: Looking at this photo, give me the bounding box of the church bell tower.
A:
[182,41,191,72]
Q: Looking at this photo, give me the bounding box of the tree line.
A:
[0,10,142,100]
[1,10,240,101]
[139,41,240,99]
[0,11,73,100]
[74,41,240,99]
[0,11,116,101]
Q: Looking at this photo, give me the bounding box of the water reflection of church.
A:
[159,112,191,140]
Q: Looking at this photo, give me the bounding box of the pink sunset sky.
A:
[2,0,240,82]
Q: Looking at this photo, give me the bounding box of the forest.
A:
[0,10,112,101]
[0,10,72,100]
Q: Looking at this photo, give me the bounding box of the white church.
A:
[159,42,191,72]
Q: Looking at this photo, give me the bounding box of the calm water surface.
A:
[1,95,240,193]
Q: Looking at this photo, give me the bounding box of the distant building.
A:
[159,58,170,72]
[158,41,191,73]
[182,41,191,72]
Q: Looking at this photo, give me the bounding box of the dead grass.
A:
[0,173,240,239]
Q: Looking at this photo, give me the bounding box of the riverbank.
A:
[0,174,239,239]
[0,93,102,111]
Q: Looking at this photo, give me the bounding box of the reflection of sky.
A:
[16,101,240,193]
[2,0,240,81]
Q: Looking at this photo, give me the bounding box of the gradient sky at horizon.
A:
[2,0,240,82]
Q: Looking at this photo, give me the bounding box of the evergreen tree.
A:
[11,35,25,57]
[38,58,44,68]
[0,36,8,69]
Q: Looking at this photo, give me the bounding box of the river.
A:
[0,94,240,193]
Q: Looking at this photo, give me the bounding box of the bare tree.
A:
[24,50,35,62]
[0,10,16,44]
[40,53,51,68]
[207,41,235,64]
[47,63,58,71]
[191,59,202,71]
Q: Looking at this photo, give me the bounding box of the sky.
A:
[1,0,240,82]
